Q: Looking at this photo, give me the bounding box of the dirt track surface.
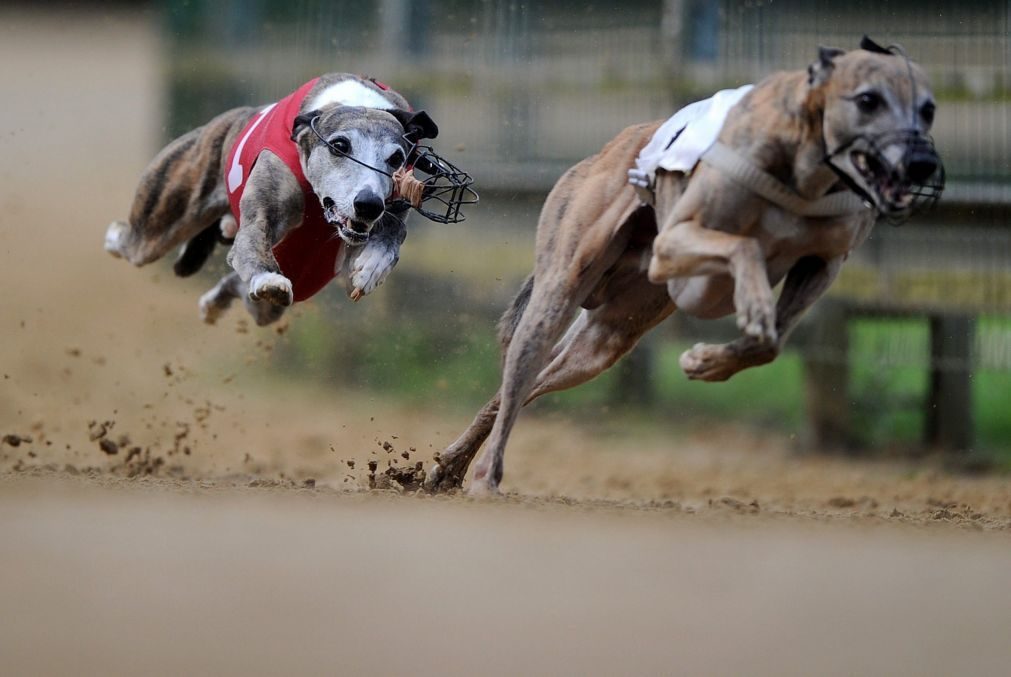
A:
[2,8,1011,676]
[1,473,1010,677]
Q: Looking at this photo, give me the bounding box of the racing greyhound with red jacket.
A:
[105,73,473,326]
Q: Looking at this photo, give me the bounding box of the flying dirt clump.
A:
[366,440,425,492]
[2,434,33,448]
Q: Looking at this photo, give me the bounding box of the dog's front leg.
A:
[680,255,843,381]
[227,154,304,306]
[341,208,407,301]
[649,220,777,344]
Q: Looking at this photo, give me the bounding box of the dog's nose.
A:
[353,190,385,221]
[907,153,939,184]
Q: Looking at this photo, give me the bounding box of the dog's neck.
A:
[733,71,841,201]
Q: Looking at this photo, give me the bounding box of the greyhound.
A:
[426,37,944,495]
[105,73,441,325]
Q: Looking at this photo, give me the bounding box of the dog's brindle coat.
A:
[106,74,435,325]
[428,47,938,494]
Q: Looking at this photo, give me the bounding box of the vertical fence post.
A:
[802,300,851,450]
[925,314,975,452]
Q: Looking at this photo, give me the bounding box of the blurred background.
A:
[2,0,1009,476]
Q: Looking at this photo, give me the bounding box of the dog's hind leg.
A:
[426,393,502,491]
[465,213,645,493]
[428,275,673,492]
[173,222,221,277]
[526,277,674,401]
[467,278,584,494]
[425,275,536,491]
[107,109,251,267]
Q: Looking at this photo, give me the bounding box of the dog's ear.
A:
[808,46,845,87]
[859,35,892,55]
[291,110,322,142]
[388,109,439,142]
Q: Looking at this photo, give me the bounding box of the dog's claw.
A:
[249,272,293,307]
[349,287,363,303]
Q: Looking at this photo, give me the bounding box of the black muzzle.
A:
[826,129,945,225]
[407,146,479,224]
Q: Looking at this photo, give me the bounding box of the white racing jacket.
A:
[628,84,754,204]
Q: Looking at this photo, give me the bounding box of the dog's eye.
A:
[329,136,351,155]
[855,91,883,115]
[920,101,936,125]
[387,150,406,169]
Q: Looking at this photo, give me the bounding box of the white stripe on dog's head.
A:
[308,80,397,112]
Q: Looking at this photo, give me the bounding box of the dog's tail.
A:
[496,274,534,357]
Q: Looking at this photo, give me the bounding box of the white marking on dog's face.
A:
[301,112,408,247]
[308,80,397,113]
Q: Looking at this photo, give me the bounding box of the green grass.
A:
[276,306,1011,463]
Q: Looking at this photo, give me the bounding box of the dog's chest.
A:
[756,208,864,262]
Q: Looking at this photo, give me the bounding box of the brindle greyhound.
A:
[105,73,438,325]
[427,39,944,495]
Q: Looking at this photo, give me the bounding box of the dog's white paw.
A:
[249,272,293,307]
[348,245,398,300]
[104,221,127,258]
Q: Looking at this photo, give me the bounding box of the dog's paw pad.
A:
[249,273,293,306]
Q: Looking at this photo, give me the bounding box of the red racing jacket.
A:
[224,77,339,303]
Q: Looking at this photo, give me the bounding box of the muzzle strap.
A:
[702,143,871,217]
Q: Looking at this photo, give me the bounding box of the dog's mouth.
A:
[850,150,915,212]
[322,198,370,245]
[830,131,944,224]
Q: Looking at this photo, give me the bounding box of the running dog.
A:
[427,37,944,494]
[105,73,440,325]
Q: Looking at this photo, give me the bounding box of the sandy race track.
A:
[1,8,1010,676]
